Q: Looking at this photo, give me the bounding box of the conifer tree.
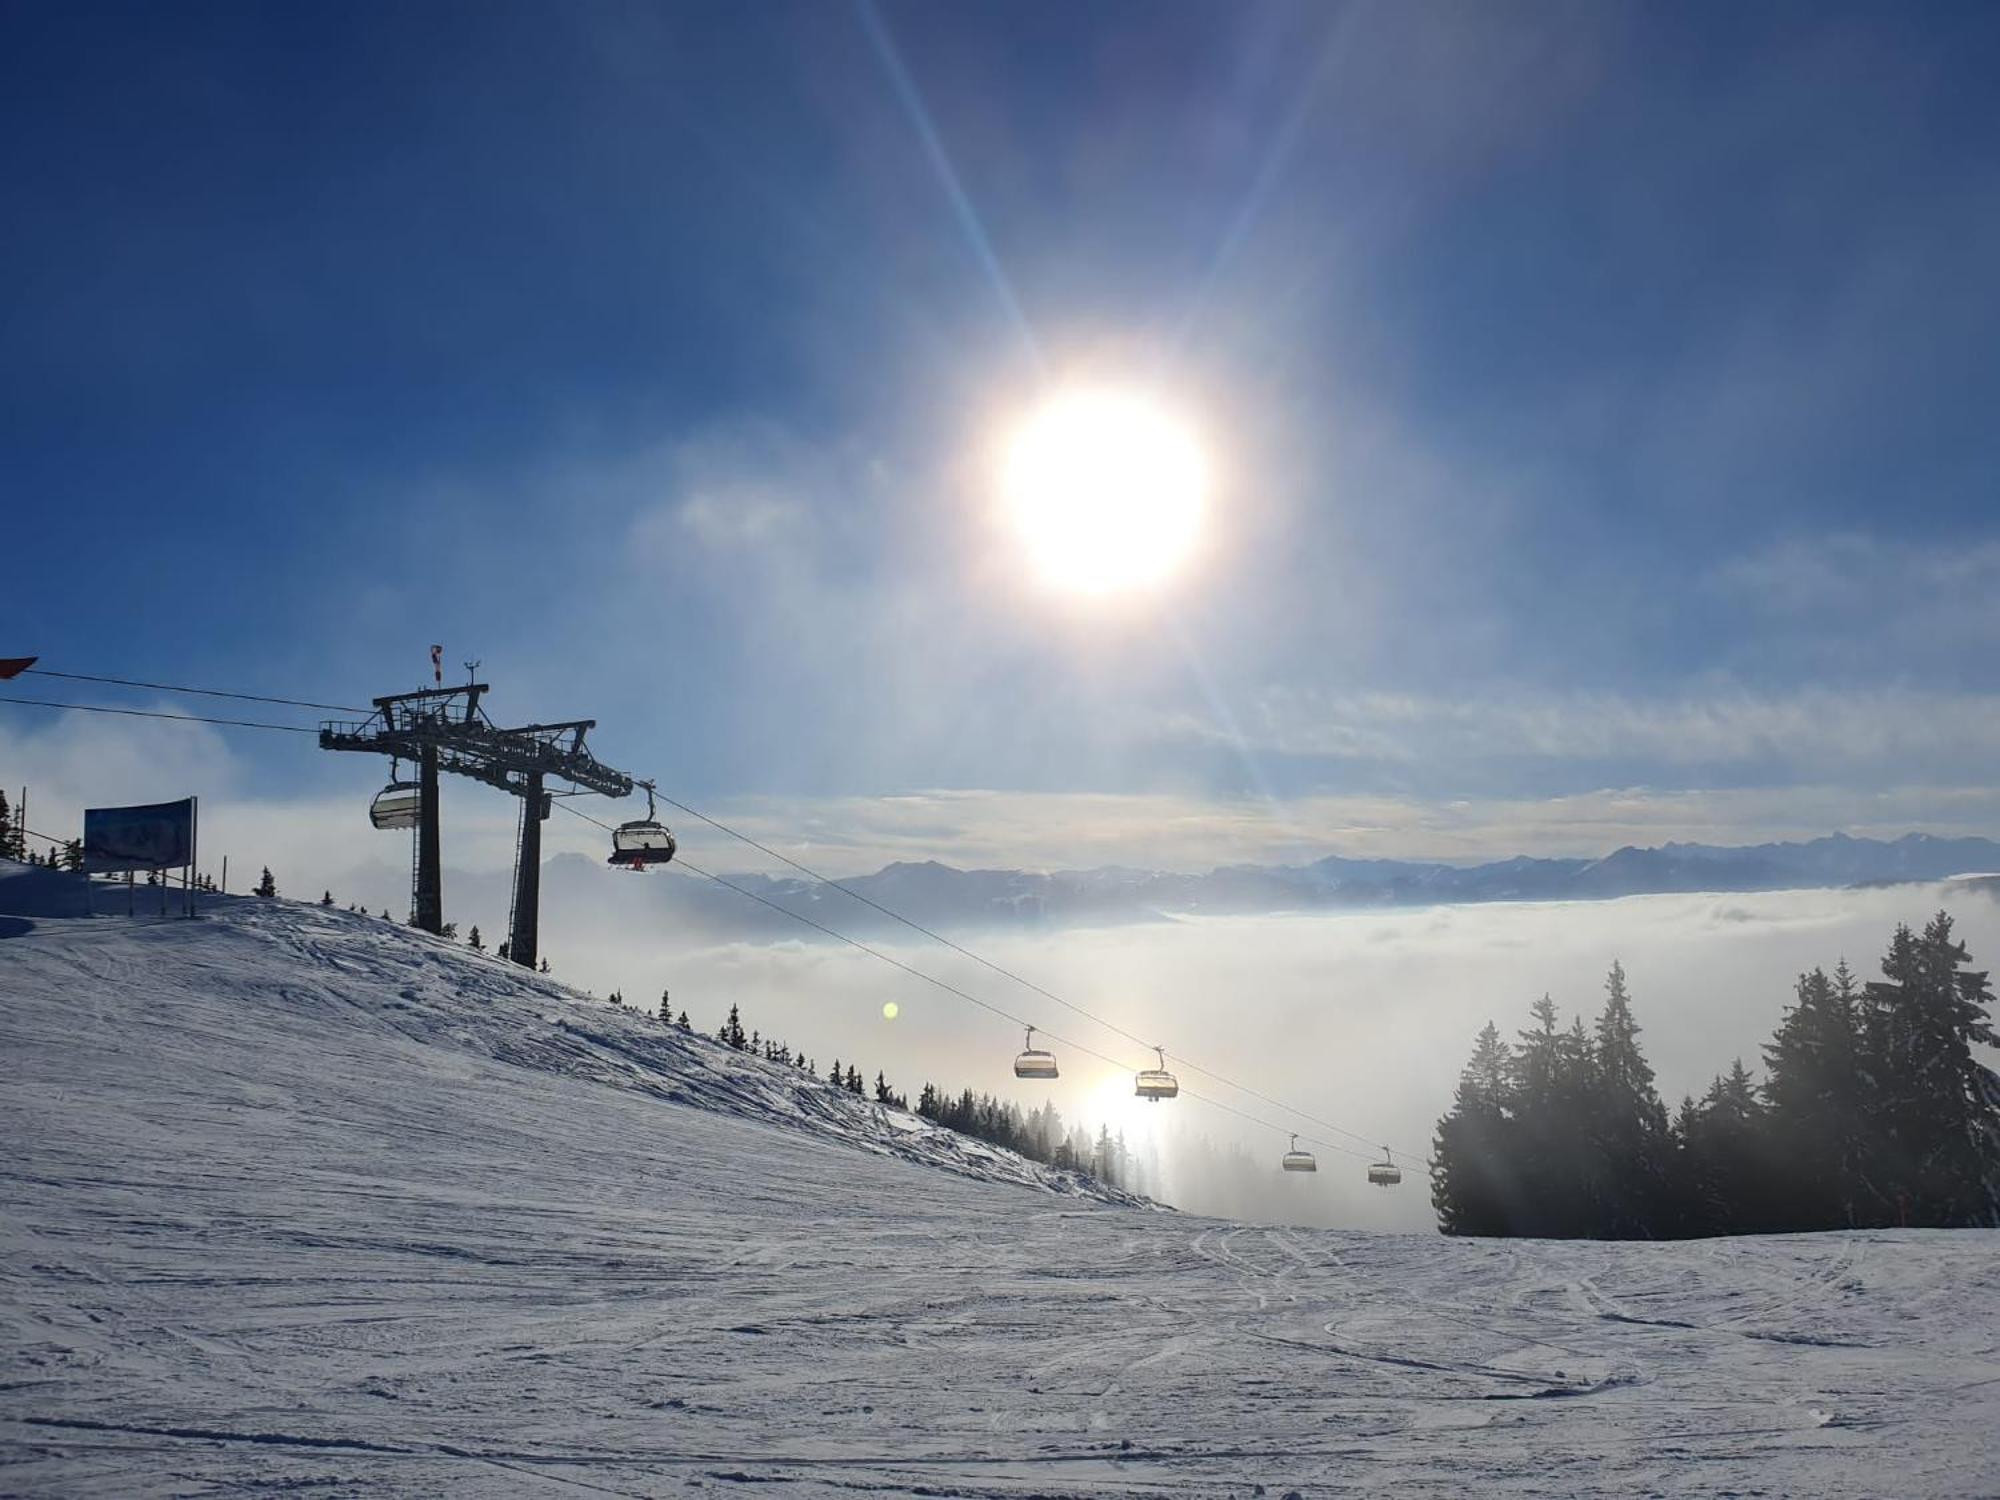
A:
[1660,1093,1705,1235]
[875,1070,894,1105]
[659,990,672,1024]
[676,1009,692,1032]
[254,866,277,898]
[1762,964,1865,1228]
[1506,996,1597,1235]
[1861,914,2000,1226]
[1675,1060,1767,1236]
[720,1004,748,1050]
[467,925,483,951]
[540,957,551,974]
[0,790,22,861]
[1431,1021,1517,1236]
[1588,962,1670,1236]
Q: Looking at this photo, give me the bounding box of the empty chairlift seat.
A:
[369,781,421,830]
[1367,1150,1403,1187]
[1135,1046,1179,1102]
[1013,1026,1059,1080]
[1281,1134,1317,1172]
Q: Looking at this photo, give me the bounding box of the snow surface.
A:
[4,896,1999,1496]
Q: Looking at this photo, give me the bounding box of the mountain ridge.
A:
[603,830,2000,937]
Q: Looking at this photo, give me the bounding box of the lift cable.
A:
[21,667,369,715]
[0,695,319,734]
[555,799,1380,1164]
[0,663,1414,1163]
[639,786,1418,1161]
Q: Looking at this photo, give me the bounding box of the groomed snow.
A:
[4,896,1998,1496]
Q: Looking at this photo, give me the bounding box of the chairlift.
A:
[1013,1026,1058,1080]
[369,775,420,830]
[1135,1046,1179,1102]
[1367,1149,1403,1188]
[607,780,677,869]
[1281,1134,1317,1173]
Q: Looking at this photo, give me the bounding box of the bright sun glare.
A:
[1002,388,1208,597]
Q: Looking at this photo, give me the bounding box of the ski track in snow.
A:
[3,896,1999,1497]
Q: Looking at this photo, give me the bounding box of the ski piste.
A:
[4,882,1996,1496]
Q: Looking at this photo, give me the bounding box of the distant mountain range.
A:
[547,831,2000,939]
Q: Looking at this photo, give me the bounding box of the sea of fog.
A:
[537,880,2000,1232]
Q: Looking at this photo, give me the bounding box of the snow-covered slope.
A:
[0,892,1137,1204]
[5,900,1999,1496]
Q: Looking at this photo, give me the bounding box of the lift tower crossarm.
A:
[319,706,634,800]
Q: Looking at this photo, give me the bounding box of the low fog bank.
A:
[500,874,1995,1232]
[270,846,2000,1232]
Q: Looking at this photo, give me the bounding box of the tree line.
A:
[0,789,80,868]
[1431,911,2000,1238]
[600,993,1142,1191]
[911,1085,1143,1191]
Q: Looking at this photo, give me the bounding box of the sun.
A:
[1001,387,1208,596]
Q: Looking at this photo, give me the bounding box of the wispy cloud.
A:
[11,699,2000,902]
[627,423,832,557]
[1707,534,2000,666]
[1192,683,2000,791]
[634,781,2000,875]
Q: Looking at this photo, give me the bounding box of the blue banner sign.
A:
[83,798,195,873]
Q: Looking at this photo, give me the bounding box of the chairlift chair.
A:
[369,779,421,830]
[1013,1026,1059,1080]
[1281,1134,1317,1172]
[607,780,677,869]
[1135,1046,1179,1101]
[1367,1149,1403,1187]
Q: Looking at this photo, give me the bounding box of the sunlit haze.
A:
[7,2,2000,1230]
[8,7,2000,1489]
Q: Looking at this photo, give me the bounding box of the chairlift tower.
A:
[320,681,633,968]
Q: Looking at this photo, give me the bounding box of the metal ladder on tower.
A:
[505,795,528,956]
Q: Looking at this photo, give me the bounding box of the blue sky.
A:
[7,0,2000,868]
